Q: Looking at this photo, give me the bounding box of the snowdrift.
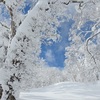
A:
[20,81,100,100]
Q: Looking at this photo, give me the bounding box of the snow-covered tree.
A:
[0,0,75,99]
[0,0,100,100]
[64,0,100,82]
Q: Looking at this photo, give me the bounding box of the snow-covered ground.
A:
[19,81,100,100]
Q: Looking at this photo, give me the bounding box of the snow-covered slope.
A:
[19,81,100,100]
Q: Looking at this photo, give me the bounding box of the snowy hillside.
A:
[20,81,100,100]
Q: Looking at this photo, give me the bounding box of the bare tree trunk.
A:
[0,84,3,99]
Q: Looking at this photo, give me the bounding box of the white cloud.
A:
[45,49,55,63]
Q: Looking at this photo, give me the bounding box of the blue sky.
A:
[40,20,95,68]
[40,20,74,68]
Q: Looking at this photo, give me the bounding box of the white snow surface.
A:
[19,81,100,100]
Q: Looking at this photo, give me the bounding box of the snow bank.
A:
[19,81,100,100]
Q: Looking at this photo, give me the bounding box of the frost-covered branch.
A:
[86,32,100,64]
[0,22,10,29]
[80,0,95,7]
[61,0,83,6]
[7,6,16,37]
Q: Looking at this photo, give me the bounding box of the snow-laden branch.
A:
[61,0,83,6]
[86,31,100,64]
[0,22,10,29]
